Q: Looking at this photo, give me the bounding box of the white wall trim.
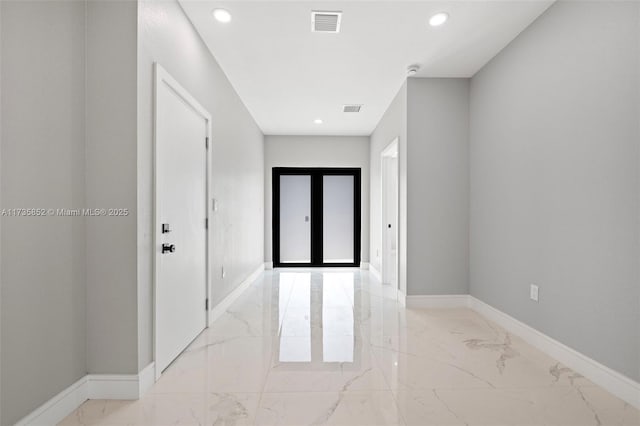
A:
[15,362,155,426]
[468,297,640,409]
[264,261,273,270]
[209,263,264,325]
[15,376,88,426]
[380,137,400,293]
[369,264,382,282]
[397,289,407,307]
[138,362,156,397]
[360,262,370,270]
[404,294,640,409]
[87,373,139,400]
[406,294,471,309]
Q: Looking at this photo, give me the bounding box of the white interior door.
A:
[155,65,209,376]
[382,140,399,288]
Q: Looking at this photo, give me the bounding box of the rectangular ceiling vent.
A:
[343,104,362,113]
[311,11,342,33]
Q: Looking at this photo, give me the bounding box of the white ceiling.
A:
[180,1,553,136]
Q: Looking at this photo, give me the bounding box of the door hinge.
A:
[205,137,209,149]
[205,298,209,310]
[205,218,208,229]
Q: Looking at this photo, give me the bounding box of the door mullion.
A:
[311,171,324,266]
[272,168,280,266]
[354,171,361,266]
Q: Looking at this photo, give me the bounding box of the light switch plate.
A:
[530,284,539,302]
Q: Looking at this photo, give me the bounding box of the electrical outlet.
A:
[530,284,539,302]
[221,266,226,279]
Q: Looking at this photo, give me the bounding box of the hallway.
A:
[60,270,638,425]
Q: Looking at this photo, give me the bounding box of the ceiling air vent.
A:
[343,104,362,113]
[311,11,342,33]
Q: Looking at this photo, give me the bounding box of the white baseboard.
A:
[209,263,264,325]
[406,294,471,309]
[264,261,273,270]
[87,373,139,400]
[468,296,640,410]
[15,376,88,426]
[16,362,155,426]
[369,264,382,282]
[360,262,369,270]
[397,289,407,307]
[404,294,640,409]
[138,362,156,397]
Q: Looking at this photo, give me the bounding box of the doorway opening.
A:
[272,167,361,268]
[381,138,399,291]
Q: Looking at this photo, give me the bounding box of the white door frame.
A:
[381,138,399,293]
[380,138,400,291]
[153,63,212,380]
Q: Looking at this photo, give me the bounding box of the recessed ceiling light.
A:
[314,119,323,124]
[212,8,232,23]
[407,64,420,76]
[429,12,448,27]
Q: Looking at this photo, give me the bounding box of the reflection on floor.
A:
[61,269,639,425]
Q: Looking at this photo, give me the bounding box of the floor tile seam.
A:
[365,331,400,395]
[254,315,280,426]
[253,389,401,395]
[385,377,411,426]
[389,384,601,393]
[147,391,264,395]
[276,276,299,337]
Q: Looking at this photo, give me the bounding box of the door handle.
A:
[162,243,176,254]
[305,216,309,222]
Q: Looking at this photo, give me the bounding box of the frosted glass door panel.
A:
[280,175,311,263]
[323,175,354,263]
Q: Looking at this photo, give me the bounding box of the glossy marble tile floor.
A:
[61,269,639,425]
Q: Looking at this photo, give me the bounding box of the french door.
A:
[273,167,361,267]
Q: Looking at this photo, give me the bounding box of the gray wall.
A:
[264,135,370,264]
[470,1,640,381]
[369,82,407,294]
[406,78,469,296]
[1,2,87,423]
[138,0,265,368]
[86,0,139,375]
[0,1,266,421]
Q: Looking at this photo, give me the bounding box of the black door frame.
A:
[273,167,361,268]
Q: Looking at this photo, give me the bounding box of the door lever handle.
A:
[162,243,175,254]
